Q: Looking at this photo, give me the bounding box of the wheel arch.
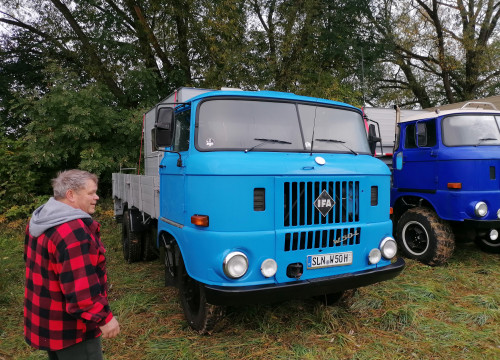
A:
[392,195,437,223]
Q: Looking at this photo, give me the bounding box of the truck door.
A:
[394,119,438,192]
[160,108,191,225]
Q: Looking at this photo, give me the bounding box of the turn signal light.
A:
[191,214,209,227]
[447,183,462,189]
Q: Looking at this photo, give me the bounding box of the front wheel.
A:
[474,234,500,253]
[396,207,455,266]
[177,256,225,334]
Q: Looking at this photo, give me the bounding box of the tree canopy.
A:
[0,0,499,215]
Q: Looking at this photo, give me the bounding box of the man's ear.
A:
[65,189,76,203]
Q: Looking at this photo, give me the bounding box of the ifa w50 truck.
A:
[112,87,405,332]
[369,102,500,266]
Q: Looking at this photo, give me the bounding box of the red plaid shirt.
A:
[24,218,113,351]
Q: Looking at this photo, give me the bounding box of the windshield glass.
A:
[196,99,370,153]
[442,115,500,146]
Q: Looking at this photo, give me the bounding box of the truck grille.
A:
[284,227,361,252]
[284,180,360,227]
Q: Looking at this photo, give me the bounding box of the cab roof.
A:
[401,103,500,123]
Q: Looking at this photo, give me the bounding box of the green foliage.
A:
[0,63,144,213]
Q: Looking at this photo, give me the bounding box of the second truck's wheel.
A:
[396,207,455,266]
[474,235,500,254]
[122,209,142,263]
[177,255,225,334]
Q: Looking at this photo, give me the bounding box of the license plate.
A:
[307,251,353,269]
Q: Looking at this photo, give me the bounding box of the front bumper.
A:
[204,257,405,306]
[463,219,500,229]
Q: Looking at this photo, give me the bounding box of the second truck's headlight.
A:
[475,202,488,217]
[223,251,248,279]
[380,237,397,259]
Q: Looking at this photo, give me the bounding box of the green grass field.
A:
[1,203,499,360]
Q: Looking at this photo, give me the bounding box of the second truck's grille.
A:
[284,180,360,227]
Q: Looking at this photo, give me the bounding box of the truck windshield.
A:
[442,115,500,146]
[196,99,371,153]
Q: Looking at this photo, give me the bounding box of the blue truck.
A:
[112,87,404,332]
[373,103,500,266]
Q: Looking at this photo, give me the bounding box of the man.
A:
[24,169,120,360]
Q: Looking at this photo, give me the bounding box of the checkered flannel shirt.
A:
[24,218,113,351]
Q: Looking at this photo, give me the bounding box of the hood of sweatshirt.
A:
[28,197,92,237]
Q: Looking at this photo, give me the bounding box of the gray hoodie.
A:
[29,197,91,237]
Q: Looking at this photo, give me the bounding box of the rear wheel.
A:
[474,234,500,253]
[177,255,225,334]
[122,209,142,263]
[396,207,455,266]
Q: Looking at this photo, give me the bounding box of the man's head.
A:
[52,170,99,215]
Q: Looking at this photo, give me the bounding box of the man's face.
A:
[73,179,99,215]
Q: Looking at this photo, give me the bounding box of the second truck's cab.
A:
[391,103,500,264]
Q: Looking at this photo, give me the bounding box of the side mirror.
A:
[368,124,381,155]
[154,106,174,148]
[417,122,427,147]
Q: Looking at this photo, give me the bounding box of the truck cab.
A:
[391,103,500,265]
[113,88,404,332]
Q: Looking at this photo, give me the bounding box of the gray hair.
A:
[51,169,98,199]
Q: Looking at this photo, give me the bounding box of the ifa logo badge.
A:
[314,190,336,217]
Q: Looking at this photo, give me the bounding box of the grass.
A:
[1,201,499,360]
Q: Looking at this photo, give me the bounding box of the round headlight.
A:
[475,202,488,217]
[380,237,398,259]
[261,259,278,278]
[368,248,381,264]
[496,209,500,219]
[223,252,248,279]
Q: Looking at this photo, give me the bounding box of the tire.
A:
[122,209,142,263]
[396,207,455,266]
[474,234,500,254]
[177,255,225,334]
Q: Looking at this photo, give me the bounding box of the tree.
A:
[247,0,380,104]
[368,0,500,108]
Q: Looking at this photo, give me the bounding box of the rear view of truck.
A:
[113,88,404,332]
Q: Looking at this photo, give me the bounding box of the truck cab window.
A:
[173,109,191,151]
[404,124,417,148]
[442,115,500,146]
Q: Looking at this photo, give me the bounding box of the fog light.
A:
[380,237,398,259]
[368,248,381,264]
[489,229,498,241]
[474,202,488,217]
[261,259,277,278]
[223,252,248,279]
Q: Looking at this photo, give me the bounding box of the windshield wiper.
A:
[475,137,498,146]
[245,138,292,153]
[316,138,358,155]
